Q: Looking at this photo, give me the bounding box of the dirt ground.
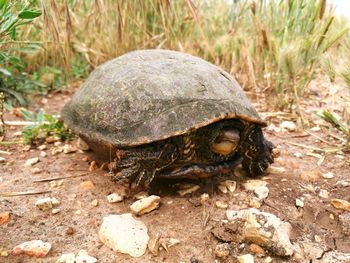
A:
[0,79,350,263]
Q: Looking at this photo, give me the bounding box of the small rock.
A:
[321,172,334,179]
[301,241,324,260]
[0,248,8,257]
[237,254,255,263]
[40,151,47,157]
[12,240,51,257]
[80,180,95,190]
[217,184,228,194]
[300,170,321,181]
[52,208,60,214]
[89,161,98,171]
[249,197,262,208]
[0,157,5,163]
[268,165,286,174]
[51,147,63,155]
[318,189,329,199]
[91,199,99,207]
[200,193,210,203]
[130,195,160,215]
[24,157,40,167]
[227,208,294,256]
[295,198,304,208]
[31,167,42,174]
[215,243,230,258]
[310,126,321,132]
[63,144,77,154]
[75,210,82,215]
[0,211,10,225]
[215,201,228,209]
[57,253,75,263]
[107,193,124,203]
[264,256,272,263]
[243,180,269,200]
[280,121,296,131]
[65,227,75,235]
[49,181,58,188]
[314,235,322,242]
[224,180,237,192]
[177,184,200,196]
[293,152,303,158]
[148,234,161,256]
[54,141,62,147]
[331,198,350,212]
[77,137,90,151]
[335,180,350,187]
[134,191,148,200]
[35,197,60,210]
[249,244,266,257]
[37,145,47,151]
[99,213,149,257]
[75,249,97,263]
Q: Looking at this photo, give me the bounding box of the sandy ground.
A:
[0,79,349,263]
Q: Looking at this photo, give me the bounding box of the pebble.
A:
[318,189,329,199]
[214,243,230,258]
[63,144,77,154]
[12,240,51,257]
[52,208,60,214]
[177,184,200,196]
[0,157,5,163]
[51,148,63,155]
[80,180,95,190]
[99,214,149,257]
[339,213,350,235]
[293,152,303,158]
[24,157,40,167]
[130,195,160,215]
[0,211,10,225]
[91,199,99,207]
[57,253,75,263]
[35,197,60,211]
[331,198,350,212]
[243,180,269,200]
[107,193,124,203]
[215,201,228,209]
[37,145,47,151]
[280,121,296,131]
[31,167,42,174]
[321,172,334,179]
[268,165,286,174]
[217,184,228,194]
[295,198,304,208]
[0,248,8,257]
[40,151,47,157]
[75,249,97,263]
[249,244,266,257]
[237,254,255,263]
[264,256,272,263]
[200,193,210,202]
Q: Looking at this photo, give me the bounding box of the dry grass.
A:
[16,0,350,111]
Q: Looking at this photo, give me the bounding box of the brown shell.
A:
[62,49,266,147]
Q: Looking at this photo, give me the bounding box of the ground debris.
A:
[107,192,124,203]
[177,183,200,196]
[214,243,230,258]
[24,157,40,167]
[130,195,160,215]
[12,240,51,257]
[99,214,149,257]
[35,197,60,210]
[331,198,350,212]
[237,254,254,263]
[226,208,294,256]
[243,180,269,200]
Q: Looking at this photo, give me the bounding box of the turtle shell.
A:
[62,49,266,148]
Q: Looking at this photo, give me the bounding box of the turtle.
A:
[62,49,274,187]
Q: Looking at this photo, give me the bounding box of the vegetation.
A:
[0,0,44,106]
[1,0,350,140]
[20,109,72,145]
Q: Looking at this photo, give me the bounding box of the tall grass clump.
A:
[212,0,349,111]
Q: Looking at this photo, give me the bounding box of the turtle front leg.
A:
[112,142,179,188]
[239,124,274,176]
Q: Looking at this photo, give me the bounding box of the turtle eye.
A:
[211,128,240,156]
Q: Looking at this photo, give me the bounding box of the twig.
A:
[33,172,89,183]
[286,141,339,153]
[305,131,332,145]
[0,190,51,197]
[4,121,50,126]
[0,141,24,145]
[328,133,347,143]
[0,150,11,155]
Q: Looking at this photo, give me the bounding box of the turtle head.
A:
[211,128,240,156]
